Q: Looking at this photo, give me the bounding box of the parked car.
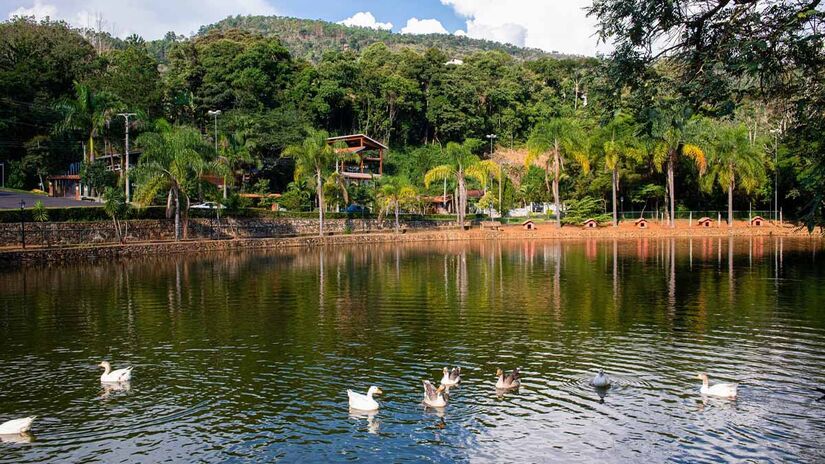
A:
[345,204,369,214]
[191,201,224,210]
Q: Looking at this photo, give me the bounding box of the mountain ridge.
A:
[196,15,578,62]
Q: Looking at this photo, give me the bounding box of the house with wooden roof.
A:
[327,134,387,183]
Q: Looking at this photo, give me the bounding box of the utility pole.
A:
[208,110,224,198]
[486,134,499,218]
[117,113,137,203]
[770,128,781,222]
[0,162,4,188]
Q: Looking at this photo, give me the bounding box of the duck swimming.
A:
[591,370,611,388]
[347,386,382,411]
[423,380,448,407]
[495,368,521,389]
[696,373,737,399]
[0,417,35,435]
[99,361,133,383]
[440,367,461,386]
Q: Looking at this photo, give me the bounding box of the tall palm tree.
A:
[377,177,418,232]
[283,129,339,236]
[649,110,707,227]
[599,113,645,226]
[424,139,488,227]
[702,123,766,228]
[54,81,119,163]
[132,120,222,240]
[526,118,590,228]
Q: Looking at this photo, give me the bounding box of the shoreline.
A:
[0,222,818,267]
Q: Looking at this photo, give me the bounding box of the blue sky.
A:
[3,0,604,56]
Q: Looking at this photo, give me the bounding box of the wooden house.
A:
[522,220,536,230]
[634,218,649,229]
[698,217,713,227]
[583,218,599,228]
[750,216,765,227]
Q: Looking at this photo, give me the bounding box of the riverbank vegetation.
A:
[1,2,823,235]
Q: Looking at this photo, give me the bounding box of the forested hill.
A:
[196,15,565,62]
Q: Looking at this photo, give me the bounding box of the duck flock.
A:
[346,366,738,413]
[1,361,740,438]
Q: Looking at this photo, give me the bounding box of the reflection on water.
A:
[1,237,824,462]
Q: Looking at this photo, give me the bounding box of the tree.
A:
[54,81,119,164]
[526,118,590,227]
[103,186,129,243]
[648,108,707,227]
[702,123,766,228]
[376,177,418,232]
[282,129,338,236]
[31,200,49,246]
[424,139,488,227]
[598,113,644,226]
[132,121,221,240]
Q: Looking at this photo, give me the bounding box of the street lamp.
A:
[770,128,781,222]
[1,162,5,188]
[207,110,225,198]
[19,200,26,249]
[486,134,499,218]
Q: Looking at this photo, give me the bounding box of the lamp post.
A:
[117,113,137,203]
[208,110,225,199]
[770,128,781,222]
[19,200,25,249]
[1,162,4,188]
[486,134,499,218]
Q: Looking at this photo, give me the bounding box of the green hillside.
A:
[196,15,569,62]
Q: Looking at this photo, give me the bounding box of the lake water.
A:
[1,237,824,463]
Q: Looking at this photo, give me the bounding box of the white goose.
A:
[0,417,35,435]
[423,380,448,408]
[696,373,738,398]
[99,361,133,383]
[440,367,461,387]
[591,369,611,388]
[347,386,382,411]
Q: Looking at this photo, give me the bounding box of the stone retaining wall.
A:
[0,217,456,247]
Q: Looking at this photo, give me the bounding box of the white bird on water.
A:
[696,373,738,399]
[423,380,448,408]
[440,367,461,387]
[347,386,382,411]
[0,417,35,435]
[591,370,611,388]
[99,361,133,383]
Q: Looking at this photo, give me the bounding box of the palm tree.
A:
[424,139,488,227]
[649,110,707,227]
[283,129,338,236]
[54,81,119,163]
[377,177,418,232]
[599,113,645,226]
[217,133,255,199]
[702,123,766,228]
[132,120,222,240]
[526,118,590,227]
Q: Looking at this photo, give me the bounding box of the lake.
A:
[1,237,824,463]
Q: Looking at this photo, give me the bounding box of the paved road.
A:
[0,190,100,209]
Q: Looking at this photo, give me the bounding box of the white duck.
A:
[423,380,448,407]
[0,417,35,435]
[99,361,133,383]
[347,386,382,411]
[495,368,521,389]
[440,367,461,387]
[696,373,738,398]
[591,369,611,388]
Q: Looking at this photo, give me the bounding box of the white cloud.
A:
[7,0,57,20]
[400,17,448,35]
[453,29,467,37]
[339,11,392,30]
[3,0,277,39]
[440,0,607,56]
